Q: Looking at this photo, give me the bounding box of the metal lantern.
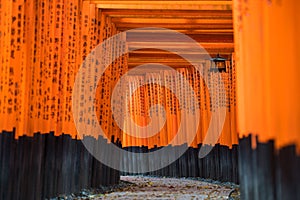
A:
[210,53,227,72]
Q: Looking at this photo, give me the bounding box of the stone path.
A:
[94,176,236,200]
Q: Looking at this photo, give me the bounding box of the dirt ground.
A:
[94,176,238,200]
[55,176,240,199]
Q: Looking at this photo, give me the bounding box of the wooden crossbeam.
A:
[126,37,234,67]
[127,42,234,49]
[128,53,232,63]
[126,32,233,43]
[111,17,232,24]
[93,1,232,10]
[128,61,200,68]
[128,55,229,65]
[116,23,233,29]
[129,49,233,56]
[89,1,234,69]
[118,28,233,34]
[101,9,233,19]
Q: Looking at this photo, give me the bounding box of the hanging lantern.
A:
[210,53,227,72]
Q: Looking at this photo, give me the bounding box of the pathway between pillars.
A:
[95,176,237,200]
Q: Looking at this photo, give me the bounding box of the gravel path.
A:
[95,176,236,200]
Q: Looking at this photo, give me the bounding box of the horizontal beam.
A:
[127,64,196,70]
[111,17,232,24]
[95,1,232,10]
[128,61,200,68]
[129,49,233,56]
[101,9,233,19]
[127,53,232,68]
[116,23,233,29]
[126,32,233,43]
[91,0,231,1]
[128,54,232,64]
[127,42,234,49]
[92,0,231,4]
[128,50,232,60]
[118,28,233,34]
[128,56,229,64]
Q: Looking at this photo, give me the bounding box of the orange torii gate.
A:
[0,0,299,199]
[0,0,124,198]
[233,0,300,199]
[0,0,239,198]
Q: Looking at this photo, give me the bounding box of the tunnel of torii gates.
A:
[0,0,299,199]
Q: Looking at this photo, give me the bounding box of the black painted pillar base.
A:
[0,130,120,200]
[121,144,239,184]
[238,135,300,200]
